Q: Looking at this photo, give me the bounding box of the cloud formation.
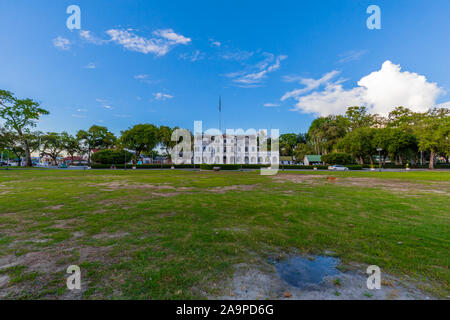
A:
[52,36,71,50]
[106,28,191,56]
[263,103,280,107]
[153,92,173,100]
[226,53,287,87]
[284,61,443,116]
[179,50,205,62]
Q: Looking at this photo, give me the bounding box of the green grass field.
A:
[0,169,449,299]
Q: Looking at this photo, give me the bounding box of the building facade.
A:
[193,132,279,165]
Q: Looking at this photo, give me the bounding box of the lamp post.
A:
[377,147,382,172]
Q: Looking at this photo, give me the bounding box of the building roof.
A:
[305,155,321,162]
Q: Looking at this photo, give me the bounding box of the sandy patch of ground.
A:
[213,255,433,300]
[208,185,258,193]
[272,174,450,195]
[89,181,178,191]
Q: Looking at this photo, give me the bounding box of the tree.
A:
[321,152,355,165]
[120,124,159,162]
[308,115,349,154]
[417,108,450,169]
[91,149,133,165]
[293,143,314,163]
[345,106,374,130]
[158,125,178,159]
[0,90,49,166]
[40,132,64,165]
[61,132,81,163]
[76,125,116,164]
[279,133,298,156]
[338,127,377,164]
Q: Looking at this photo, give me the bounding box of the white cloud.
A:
[134,74,148,80]
[285,61,443,116]
[77,108,88,112]
[227,53,287,87]
[152,29,191,45]
[263,103,280,107]
[83,62,96,69]
[281,71,340,100]
[211,41,221,47]
[96,98,113,109]
[436,101,450,108]
[106,28,190,56]
[220,49,254,61]
[71,114,87,118]
[52,36,70,50]
[179,50,205,62]
[338,50,368,63]
[153,92,173,100]
[79,30,108,45]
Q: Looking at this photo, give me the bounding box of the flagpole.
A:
[219,96,221,133]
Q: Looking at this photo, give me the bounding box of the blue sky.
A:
[1,0,449,135]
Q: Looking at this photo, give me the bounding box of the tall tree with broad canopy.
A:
[279,133,298,156]
[0,90,49,166]
[120,124,159,162]
[40,132,65,166]
[308,115,350,155]
[61,132,81,163]
[158,125,179,160]
[417,108,450,169]
[345,106,374,130]
[76,125,116,164]
[338,127,377,164]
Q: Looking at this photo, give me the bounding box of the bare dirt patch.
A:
[208,185,258,193]
[213,255,433,300]
[92,232,129,240]
[89,181,177,191]
[272,174,450,195]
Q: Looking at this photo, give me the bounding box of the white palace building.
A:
[192,128,279,165]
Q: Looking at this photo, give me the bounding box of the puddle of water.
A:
[272,255,341,289]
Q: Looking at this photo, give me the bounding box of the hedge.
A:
[362,164,450,169]
[280,164,363,170]
[91,163,196,169]
[91,163,364,170]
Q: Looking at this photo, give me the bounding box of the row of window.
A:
[194,156,278,164]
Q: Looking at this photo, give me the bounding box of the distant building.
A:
[193,132,279,165]
[303,155,322,165]
[279,156,295,165]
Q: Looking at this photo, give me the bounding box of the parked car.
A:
[328,164,349,171]
[0,161,11,166]
[34,163,49,168]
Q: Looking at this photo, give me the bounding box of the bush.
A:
[91,149,133,164]
[280,164,363,170]
[199,164,241,170]
[91,163,196,169]
[321,153,356,165]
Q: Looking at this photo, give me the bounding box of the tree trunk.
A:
[429,150,435,169]
[18,129,32,167]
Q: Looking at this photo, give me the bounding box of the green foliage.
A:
[77,125,116,152]
[120,124,159,158]
[0,90,49,166]
[321,152,356,165]
[91,149,133,165]
[158,125,178,157]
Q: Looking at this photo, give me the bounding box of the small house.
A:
[303,155,322,165]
